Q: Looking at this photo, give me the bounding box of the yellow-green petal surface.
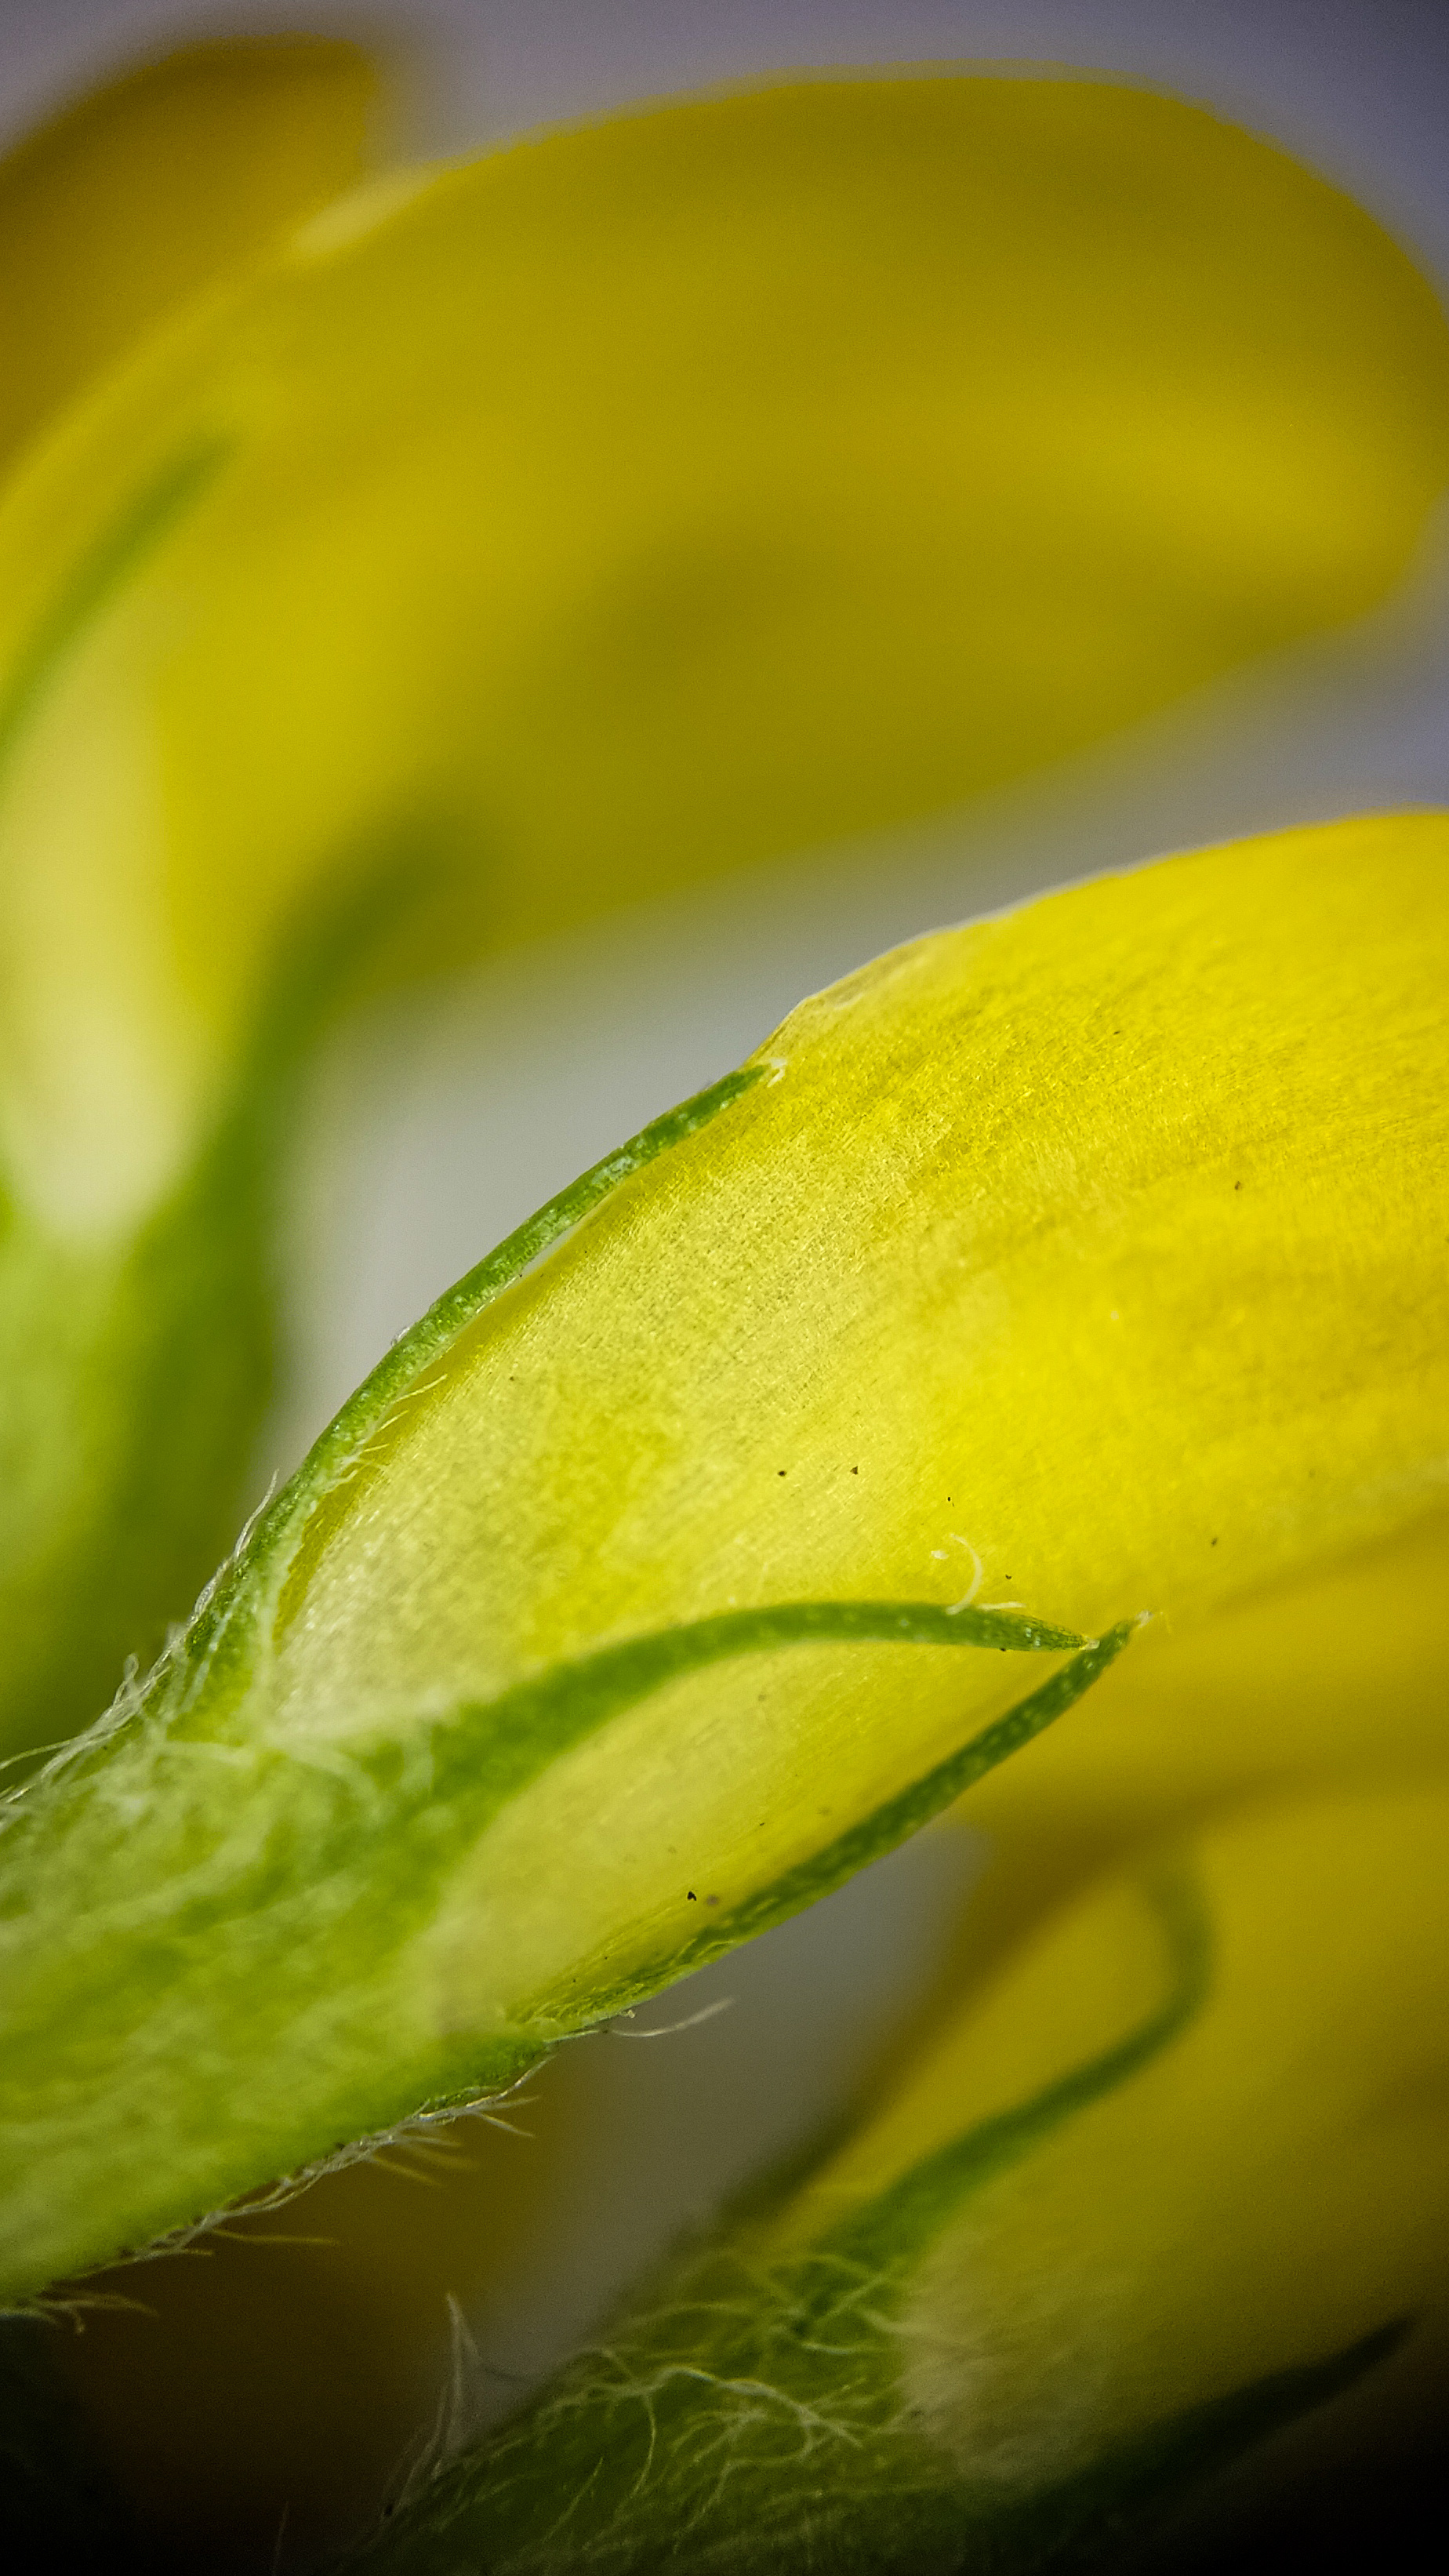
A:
[2,70,1447,1764]
[950,1504,1449,1975]
[4,73,1446,1236]
[1,816,1444,2305]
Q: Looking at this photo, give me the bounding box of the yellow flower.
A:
[2,46,1444,1758]
[1,38,1447,2572]
[4,811,1446,2327]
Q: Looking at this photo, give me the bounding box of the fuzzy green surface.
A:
[343,1872,1404,2576]
[0,1069,1105,2305]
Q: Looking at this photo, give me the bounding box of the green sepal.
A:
[340,1869,1208,2574]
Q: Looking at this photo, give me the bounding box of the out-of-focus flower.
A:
[2,49,1445,1762]
[0,35,377,478]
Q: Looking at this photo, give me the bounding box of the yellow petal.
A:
[3,816,1446,2301]
[0,36,378,484]
[5,70,1447,1763]
[2,72,1445,1231]
[859,1793,1449,2484]
[269,810,1449,1913]
[952,1504,1449,1976]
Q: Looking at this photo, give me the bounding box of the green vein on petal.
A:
[817,1854,1207,2281]
[549,1623,1139,2026]
[257,1066,769,1615]
[0,1579,1102,2303]
[3,819,1447,2316]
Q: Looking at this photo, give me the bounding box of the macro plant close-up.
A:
[1,3,1447,2571]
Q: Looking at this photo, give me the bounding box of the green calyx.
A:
[339,1873,1215,2573]
[340,1860,1409,2576]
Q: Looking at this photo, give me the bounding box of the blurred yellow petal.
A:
[2,816,1445,2306]
[4,73,1446,1230]
[0,36,378,483]
[897,1797,1449,2487]
[4,70,1447,1763]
